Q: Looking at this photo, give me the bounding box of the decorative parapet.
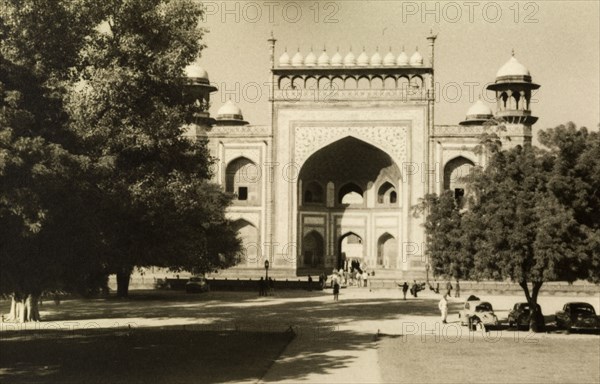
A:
[433,125,486,137]
[274,88,427,102]
[207,125,272,137]
[272,67,432,102]
[433,124,532,138]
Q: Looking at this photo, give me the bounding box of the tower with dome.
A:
[182,36,539,281]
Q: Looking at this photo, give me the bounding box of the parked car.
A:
[555,302,600,331]
[459,297,499,329]
[508,302,544,329]
[185,276,210,293]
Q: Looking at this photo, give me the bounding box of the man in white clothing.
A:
[438,294,448,324]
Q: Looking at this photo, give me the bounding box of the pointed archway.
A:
[298,136,401,271]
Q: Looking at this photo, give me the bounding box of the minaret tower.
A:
[486,52,540,145]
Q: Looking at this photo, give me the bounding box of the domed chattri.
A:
[318,48,330,66]
[383,48,395,66]
[486,52,540,126]
[216,99,248,125]
[370,48,382,66]
[185,61,210,84]
[396,48,409,65]
[304,49,317,66]
[279,48,290,66]
[459,99,493,125]
[496,56,530,78]
[291,49,304,67]
[344,50,356,66]
[331,48,343,66]
[487,53,539,90]
[409,47,423,66]
[357,48,369,66]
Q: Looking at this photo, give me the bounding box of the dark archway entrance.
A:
[298,136,402,271]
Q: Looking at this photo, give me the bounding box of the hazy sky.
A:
[197,0,599,134]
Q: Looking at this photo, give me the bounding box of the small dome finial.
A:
[511,48,515,57]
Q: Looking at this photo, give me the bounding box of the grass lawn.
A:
[0,328,295,383]
[378,332,600,384]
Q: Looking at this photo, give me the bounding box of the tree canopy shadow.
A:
[0,290,451,383]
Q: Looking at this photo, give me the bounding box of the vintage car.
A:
[508,302,544,329]
[458,297,499,329]
[555,302,600,331]
[185,276,210,293]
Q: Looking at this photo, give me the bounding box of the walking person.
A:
[438,294,448,323]
[333,280,340,301]
[402,282,409,300]
[455,280,460,298]
[446,281,453,297]
[269,277,275,296]
[411,280,419,298]
[259,277,265,296]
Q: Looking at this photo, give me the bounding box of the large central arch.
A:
[297,136,402,273]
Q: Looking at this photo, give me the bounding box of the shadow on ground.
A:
[0,290,437,383]
[2,290,597,383]
[0,327,294,384]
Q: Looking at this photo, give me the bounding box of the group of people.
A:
[258,277,275,296]
[330,267,371,288]
[393,279,462,324]
[397,280,426,299]
[431,280,461,298]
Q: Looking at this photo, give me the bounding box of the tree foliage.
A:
[1,0,240,321]
[420,123,599,331]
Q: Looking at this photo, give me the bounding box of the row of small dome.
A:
[279,47,424,67]
[185,53,533,86]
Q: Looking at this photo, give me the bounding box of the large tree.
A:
[416,191,473,282]
[1,0,241,323]
[66,0,240,297]
[421,124,599,332]
[0,0,104,321]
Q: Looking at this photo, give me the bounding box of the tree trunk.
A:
[519,280,545,333]
[528,281,544,333]
[4,293,41,323]
[25,294,41,322]
[116,267,133,298]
